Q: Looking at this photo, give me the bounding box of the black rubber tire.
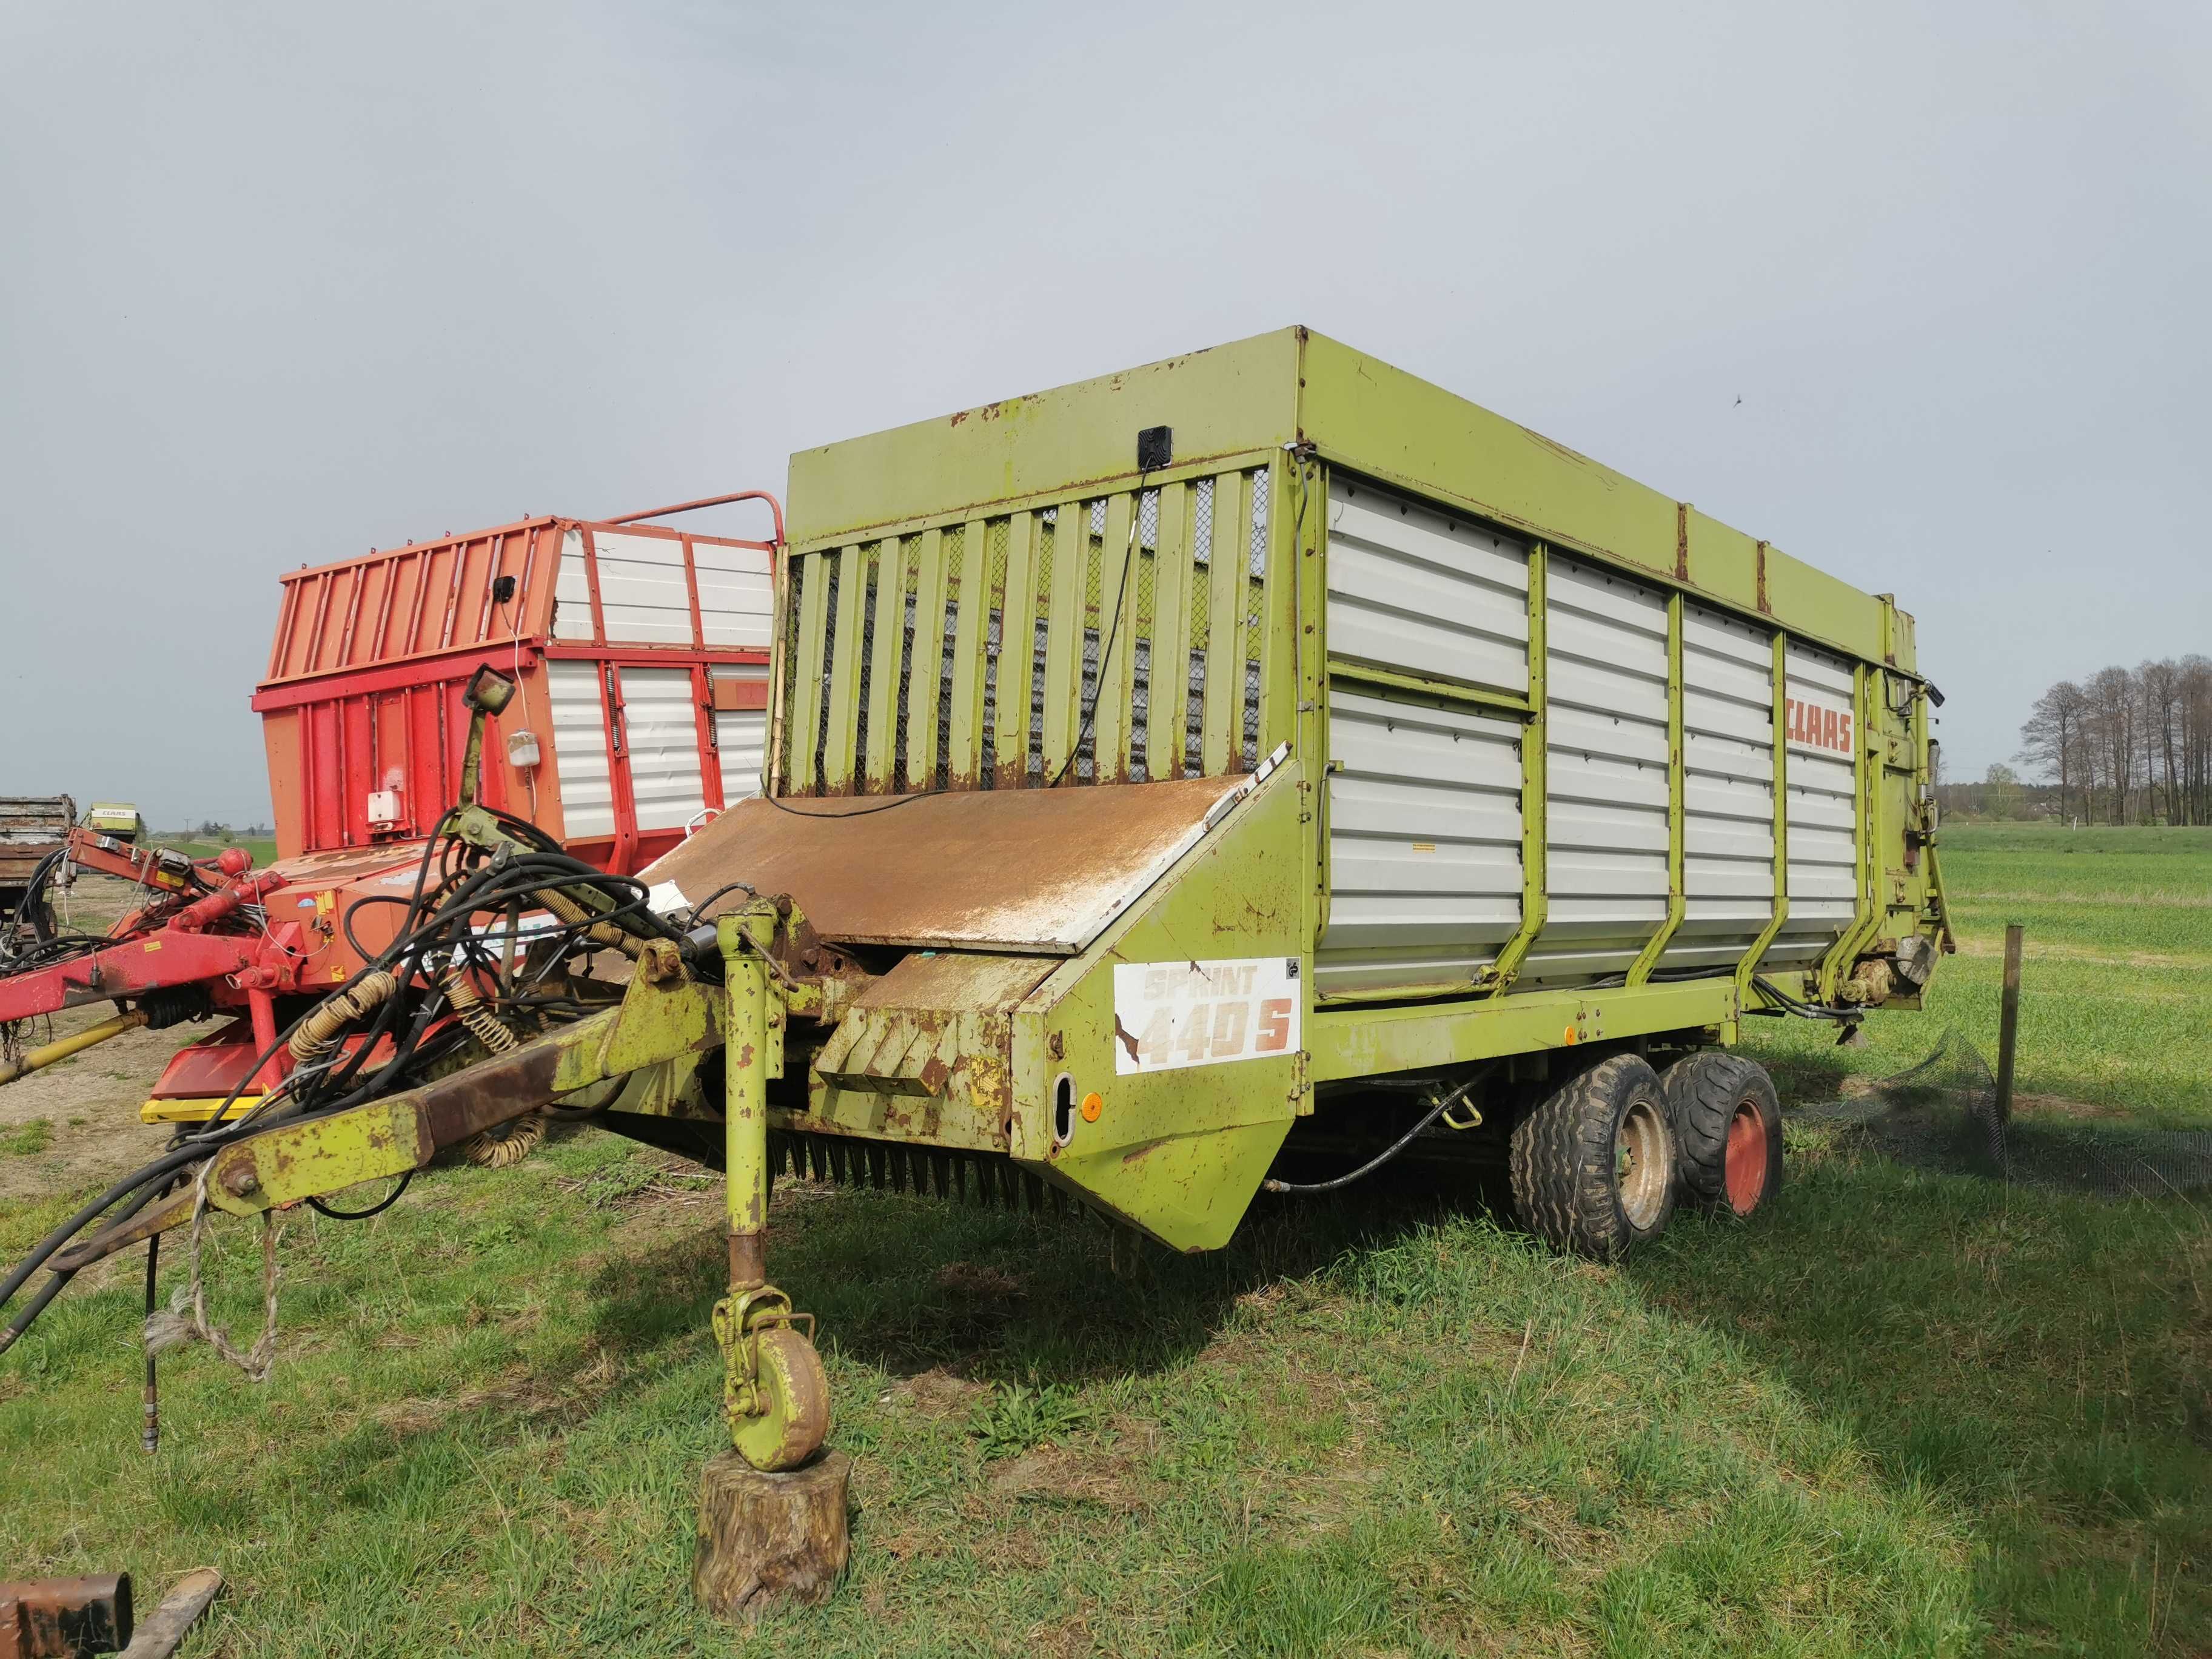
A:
[1659,1050,1783,1216]
[1509,1053,1678,1261]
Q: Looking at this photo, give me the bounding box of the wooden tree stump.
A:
[692,1449,851,1620]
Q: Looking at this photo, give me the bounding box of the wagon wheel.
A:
[1660,1051,1784,1217]
[1509,1054,1679,1261]
[734,1326,831,1472]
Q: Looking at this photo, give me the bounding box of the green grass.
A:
[1741,823,2212,1128]
[0,1118,53,1157]
[1,825,2205,1655]
[158,835,281,868]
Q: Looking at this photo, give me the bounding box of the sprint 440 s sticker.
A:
[1111,957,1301,1076]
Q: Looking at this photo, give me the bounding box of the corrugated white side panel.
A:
[1773,642,1859,965]
[1524,557,1670,986]
[1318,688,1523,993]
[1325,480,1530,693]
[694,541,774,648]
[591,532,694,646]
[620,666,707,832]
[545,659,615,836]
[550,529,592,641]
[714,712,766,800]
[1665,605,1777,971]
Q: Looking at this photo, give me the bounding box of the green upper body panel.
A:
[786,327,1914,674]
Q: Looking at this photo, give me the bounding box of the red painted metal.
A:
[611,488,785,541]
[0,933,264,1023]
[169,870,288,933]
[1723,1104,1765,1213]
[255,498,778,862]
[581,526,609,645]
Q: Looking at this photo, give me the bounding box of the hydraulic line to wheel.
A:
[442,969,520,1056]
[1264,1064,1499,1195]
[441,969,552,1167]
[1749,975,1860,1024]
[535,884,646,960]
[287,970,397,1065]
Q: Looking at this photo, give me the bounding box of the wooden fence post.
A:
[1994,923,2024,1122]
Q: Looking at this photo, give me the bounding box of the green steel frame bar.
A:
[1324,660,1531,718]
[1627,591,1687,987]
[1311,976,1738,1084]
[1486,544,1549,995]
[1735,628,1792,1000]
[1815,663,1882,1000]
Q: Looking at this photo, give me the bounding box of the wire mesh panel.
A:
[1794,1027,2212,1198]
[776,464,1275,797]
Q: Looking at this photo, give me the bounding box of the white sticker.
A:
[1111,957,1301,1076]
[1785,692,1855,757]
[646,879,689,917]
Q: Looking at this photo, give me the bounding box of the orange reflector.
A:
[1563,1026,1577,1045]
[1080,1091,1104,1123]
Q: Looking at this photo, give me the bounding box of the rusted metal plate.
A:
[643,774,1253,954]
[0,1574,130,1659]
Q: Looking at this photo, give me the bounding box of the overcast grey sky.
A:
[3,1,2207,825]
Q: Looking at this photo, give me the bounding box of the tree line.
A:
[2016,657,2212,825]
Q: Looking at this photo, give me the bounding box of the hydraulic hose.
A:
[1264,1065,1498,1195]
[288,970,398,1065]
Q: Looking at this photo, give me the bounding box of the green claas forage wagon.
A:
[4,329,1951,1589]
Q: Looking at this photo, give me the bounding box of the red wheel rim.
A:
[1723,1102,1767,1214]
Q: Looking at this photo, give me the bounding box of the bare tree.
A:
[2182,655,2212,826]
[2019,679,2088,822]
[2137,659,2179,823]
[2084,666,2141,823]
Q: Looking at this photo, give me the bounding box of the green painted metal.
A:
[1326,659,1531,719]
[1311,976,1737,1085]
[1735,629,1792,1001]
[1011,759,1309,1249]
[1487,545,1549,996]
[1627,591,1687,988]
[1816,664,1882,1001]
[196,333,1945,1269]
[718,911,778,1255]
[947,518,990,783]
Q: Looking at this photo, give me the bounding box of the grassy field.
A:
[155,834,281,868]
[1,825,2205,1655]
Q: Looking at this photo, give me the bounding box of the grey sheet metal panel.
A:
[545,659,616,838]
[713,709,766,801]
[1324,478,1530,694]
[1666,604,1778,971]
[1522,556,1671,987]
[1318,687,1524,993]
[620,666,709,833]
[1772,641,1860,965]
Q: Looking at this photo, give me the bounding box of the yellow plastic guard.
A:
[140,1095,265,1125]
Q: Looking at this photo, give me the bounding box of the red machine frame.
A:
[0,490,782,1120]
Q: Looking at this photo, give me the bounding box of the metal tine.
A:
[828,1139,848,1186]
[868,1142,886,1190]
[1024,1171,1044,1213]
